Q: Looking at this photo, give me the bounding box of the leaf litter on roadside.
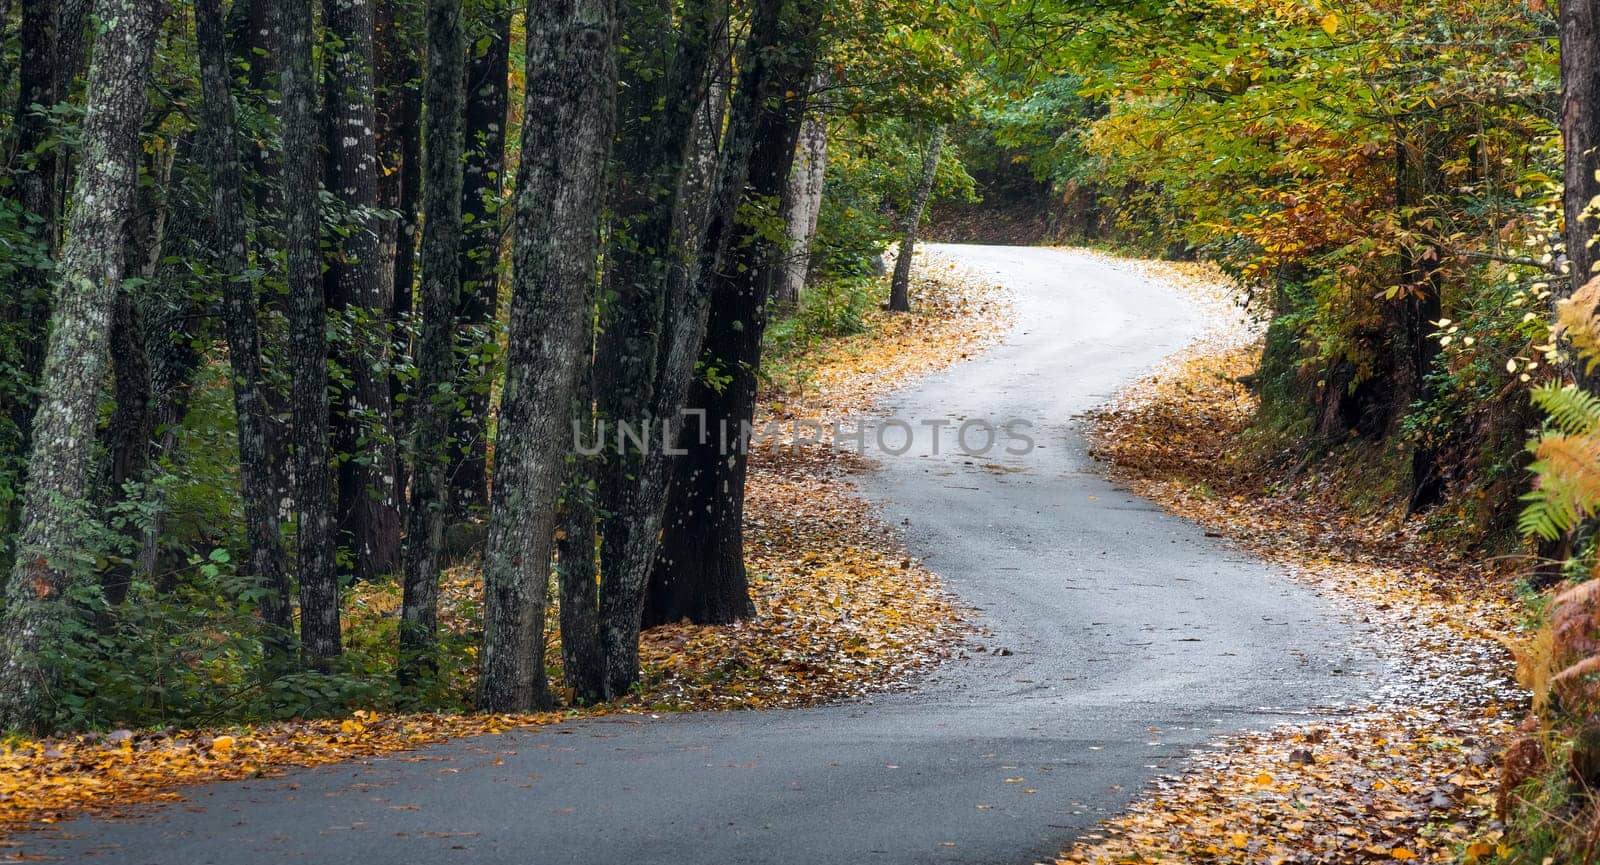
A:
[0,253,1010,841]
[1056,250,1525,865]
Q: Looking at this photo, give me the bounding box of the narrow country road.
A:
[29,246,1370,865]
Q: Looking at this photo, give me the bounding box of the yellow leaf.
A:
[1230,833,1249,849]
[211,735,235,755]
[1320,13,1339,36]
[1392,849,1418,861]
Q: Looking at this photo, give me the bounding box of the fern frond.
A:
[1532,384,1600,435]
[1520,433,1600,540]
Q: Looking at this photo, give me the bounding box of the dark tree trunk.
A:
[888,125,944,313]
[1389,126,1444,511]
[223,0,296,527]
[582,0,733,700]
[0,0,162,734]
[400,0,467,690]
[1564,0,1600,306]
[448,0,512,521]
[5,0,91,445]
[375,0,424,508]
[102,292,151,606]
[593,0,822,698]
[323,0,403,583]
[103,132,186,607]
[379,1,425,401]
[196,0,296,663]
[277,0,342,667]
[644,38,818,629]
[557,365,604,704]
[592,0,723,560]
[478,0,617,713]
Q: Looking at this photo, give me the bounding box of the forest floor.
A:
[1055,254,1528,864]
[0,255,1009,843]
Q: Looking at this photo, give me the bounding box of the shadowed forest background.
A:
[9,0,1600,859]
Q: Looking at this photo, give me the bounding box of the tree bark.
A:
[277,0,343,667]
[888,125,944,313]
[593,0,822,698]
[478,0,617,713]
[0,0,162,734]
[5,0,91,447]
[644,32,818,629]
[196,0,296,663]
[590,0,726,643]
[1564,0,1600,305]
[376,0,424,447]
[400,0,467,689]
[557,366,604,704]
[323,0,403,583]
[448,0,512,521]
[777,103,828,309]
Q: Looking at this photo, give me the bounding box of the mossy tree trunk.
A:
[477,0,617,712]
[0,0,163,733]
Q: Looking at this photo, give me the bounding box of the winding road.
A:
[28,245,1370,864]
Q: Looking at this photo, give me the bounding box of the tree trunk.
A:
[478,0,617,713]
[590,0,726,648]
[557,366,604,704]
[376,0,423,442]
[5,0,91,448]
[0,0,162,734]
[448,0,512,521]
[777,102,828,309]
[594,0,822,698]
[323,0,403,583]
[277,0,342,667]
[644,40,817,629]
[1564,0,1600,306]
[400,0,467,690]
[196,0,296,664]
[888,125,944,313]
[222,0,296,530]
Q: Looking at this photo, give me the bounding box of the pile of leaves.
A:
[0,256,1010,840]
[1057,256,1525,863]
[0,711,558,836]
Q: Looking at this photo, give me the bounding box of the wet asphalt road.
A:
[25,245,1371,865]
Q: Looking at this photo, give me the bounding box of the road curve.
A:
[27,245,1369,865]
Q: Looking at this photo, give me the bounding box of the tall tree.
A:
[277,0,342,667]
[0,0,163,733]
[448,0,513,520]
[375,0,424,439]
[400,0,467,688]
[195,0,296,662]
[323,0,403,583]
[478,0,618,713]
[1563,0,1600,304]
[888,125,944,313]
[645,19,821,628]
[589,0,823,698]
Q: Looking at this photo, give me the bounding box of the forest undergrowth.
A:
[0,255,1009,840]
